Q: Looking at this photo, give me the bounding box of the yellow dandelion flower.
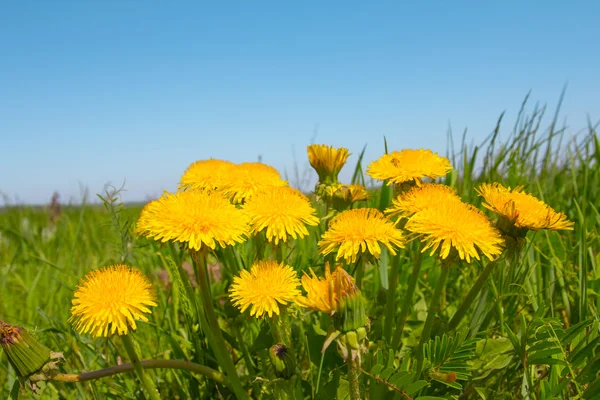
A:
[318,208,405,263]
[136,190,250,251]
[296,264,357,314]
[242,186,319,244]
[386,183,462,220]
[307,144,351,184]
[477,182,574,231]
[405,200,504,263]
[69,265,157,338]
[229,260,301,318]
[367,149,452,185]
[179,158,236,191]
[221,162,288,203]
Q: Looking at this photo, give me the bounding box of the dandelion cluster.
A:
[52,141,575,400]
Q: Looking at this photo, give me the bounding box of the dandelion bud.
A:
[335,288,367,333]
[0,321,51,379]
[269,343,296,379]
[307,144,350,185]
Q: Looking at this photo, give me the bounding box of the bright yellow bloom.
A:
[318,208,405,263]
[307,144,350,184]
[477,182,574,231]
[242,186,319,244]
[296,264,357,314]
[179,158,237,191]
[136,190,249,251]
[405,200,504,263]
[221,162,288,203]
[367,149,452,185]
[229,260,301,318]
[386,183,462,220]
[69,265,157,338]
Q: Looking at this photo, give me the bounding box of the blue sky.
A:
[1,1,598,204]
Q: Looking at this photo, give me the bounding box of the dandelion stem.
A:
[193,250,249,400]
[383,253,402,343]
[269,315,284,344]
[346,342,361,400]
[416,260,450,373]
[447,260,496,332]
[354,257,365,289]
[52,359,228,386]
[120,334,161,400]
[391,244,424,350]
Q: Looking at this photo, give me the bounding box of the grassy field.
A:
[1,101,599,399]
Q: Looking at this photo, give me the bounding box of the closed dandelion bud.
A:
[336,290,367,333]
[0,321,51,379]
[269,343,296,379]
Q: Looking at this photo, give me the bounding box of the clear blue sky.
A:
[1,1,598,204]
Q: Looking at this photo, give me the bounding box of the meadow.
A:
[1,101,599,400]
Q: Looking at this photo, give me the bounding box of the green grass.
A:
[1,99,599,399]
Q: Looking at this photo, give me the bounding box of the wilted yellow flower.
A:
[324,183,370,208]
[229,260,301,318]
[386,183,462,220]
[243,186,319,244]
[1,321,52,378]
[221,162,288,203]
[296,264,357,314]
[405,200,504,263]
[318,208,405,263]
[307,144,350,184]
[179,158,237,191]
[477,183,574,231]
[69,265,157,338]
[136,190,250,251]
[367,149,452,185]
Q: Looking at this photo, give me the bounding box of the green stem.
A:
[383,254,401,343]
[269,315,284,344]
[253,233,265,261]
[489,278,505,336]
[275,242,284,262]
[121,334,161,400]
[416,261,450,373]
[193,250,249,400]
[354,257,365,290]
[52,359,229,385]
[233,325,256,375]
[391,246,424,350]
[346,343,361,400]
[447,260,496,332]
